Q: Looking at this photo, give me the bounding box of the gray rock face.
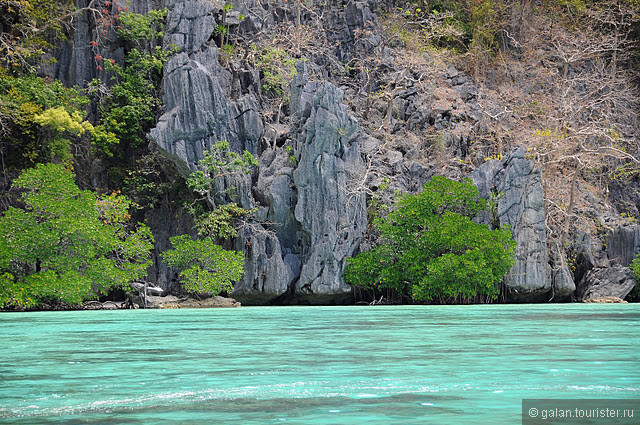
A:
[53,0,96,87]
[572,229,610,283]
[149,0,262,177]
[232,223,295,304]
[577,266,636,301]
[472,147,552,301]
[234,64,367,304]
[329,0,381,61]
[54,0,165,87]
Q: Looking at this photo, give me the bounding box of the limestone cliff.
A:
[51,0,637,303]
[145,0,636,303]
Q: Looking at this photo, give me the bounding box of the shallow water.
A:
[0,304,639,424]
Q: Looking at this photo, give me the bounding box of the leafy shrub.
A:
[345,176,516,303]
[162,142,258,296]
[249,45,297,98]
[88,8,175,161]
[186,140,259,238]
[187,141,259,199]
[161,235,244,296]
[0,0,71,69]
[115,9,167,43]
[0,163,153,309]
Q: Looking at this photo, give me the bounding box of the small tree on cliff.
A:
[345,176,516,303]
[162,141,258,297]
[161,235,244,296]
[0,163,154,309]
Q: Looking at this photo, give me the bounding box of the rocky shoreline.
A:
[0,295,242,312]
[3,295,636,312]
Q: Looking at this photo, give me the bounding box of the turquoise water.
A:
[0,304,639,424]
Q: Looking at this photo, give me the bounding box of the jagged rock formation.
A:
[471,149,638,302]
[146,0,634,303]
[549,243,577,302]
[567,224,638,302]
[54,0,165,87]
[149,0,366,304]
[150,0,262,176]
[289,64,367,302]
[234,64,367,304]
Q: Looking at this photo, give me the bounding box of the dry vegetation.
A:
[369,1,639,240]
[477,2,640,242]
[222,0,639,245]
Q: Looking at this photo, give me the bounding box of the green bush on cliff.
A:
[0,73,90,167]
[87,8,175,161]
[0,163,154,309]
[160,141,258,297]
[161,235,244,296]
[89,45,176,159]
[186,140,259,238]
[0,0,72,70]
[345,176,516,303]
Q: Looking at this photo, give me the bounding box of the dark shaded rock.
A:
[609,177,640,219]
[232,224,295,305]
[577,266,636,301]
[144,196,195,293]
[329,0,381,61]
[472,147,552,301]
[53,0,164,87]
[53,0,96,87]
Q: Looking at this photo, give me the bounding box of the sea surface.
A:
[0,304,639,424]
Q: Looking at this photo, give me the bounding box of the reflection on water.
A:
[1,304,639,424]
